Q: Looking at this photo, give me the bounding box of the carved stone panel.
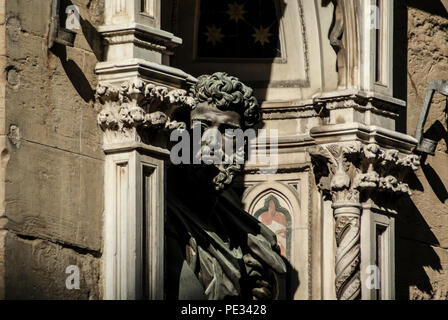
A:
[96,79,195,146]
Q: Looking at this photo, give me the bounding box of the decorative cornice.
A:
[260,90,406,121]
[96,79,195,145]
[310,123,418,154]
[313,91,405,119]
[95,59,198,88]
[99,23,182,56]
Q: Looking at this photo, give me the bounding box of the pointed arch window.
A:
[254,195,292,259]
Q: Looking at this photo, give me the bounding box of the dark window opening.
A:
[197,0,282,59]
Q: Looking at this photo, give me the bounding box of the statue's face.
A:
[190,102,243,191]
[191,102,241,160]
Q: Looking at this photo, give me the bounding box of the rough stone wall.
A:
[1,0,104,299]
[396,4,448,300]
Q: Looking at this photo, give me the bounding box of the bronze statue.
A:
[166,72,287,300]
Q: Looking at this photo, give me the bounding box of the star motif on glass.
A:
[226,2,246,23]
[204,25,224,46]
[197,0,282,59]
[252,25,272,46]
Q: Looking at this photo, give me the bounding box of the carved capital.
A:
[96,79,195,145]
[309,141,362,205]
[356,144,420,196]
[310,142,420,200]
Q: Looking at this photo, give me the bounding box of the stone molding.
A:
[98,23,182,57]
[310,123,418,153]
[96,79,195,146]
[314,91,405,118]
[95,58,197,89]
[261,90,405,121]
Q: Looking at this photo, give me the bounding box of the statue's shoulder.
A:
[219,188,278,245]
[219,188,287,275]
[220,187,264,220]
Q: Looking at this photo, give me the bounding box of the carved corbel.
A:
[96,80,195,146]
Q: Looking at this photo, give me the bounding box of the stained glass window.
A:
[197,0,282,59]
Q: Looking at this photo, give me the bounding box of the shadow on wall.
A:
[50,43,94,103]
[59,0,103,60]
[395,171,443,299]
[394,0,448,299]
[49,0,104,103]
[419,121,448,202]
[396,119,447,299]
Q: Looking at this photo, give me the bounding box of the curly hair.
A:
[189,72,261,128]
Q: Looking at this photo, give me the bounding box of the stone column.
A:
[95,0,196,300]
[95,79,194,300]
[310,139,420,300]
[310,142,363,300]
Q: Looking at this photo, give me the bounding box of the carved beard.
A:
[192,145,245,192]
[212,144,245,191]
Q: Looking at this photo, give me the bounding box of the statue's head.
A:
[189,72,261,191]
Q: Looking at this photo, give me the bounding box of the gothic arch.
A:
[242,182,301,261]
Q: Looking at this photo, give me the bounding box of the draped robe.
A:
[166,188,287,300]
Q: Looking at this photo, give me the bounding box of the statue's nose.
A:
[202,128,221,148]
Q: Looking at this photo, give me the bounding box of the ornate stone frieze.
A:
[357,145,419,196]
[310,142,420,200]
[96,79,195,145]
